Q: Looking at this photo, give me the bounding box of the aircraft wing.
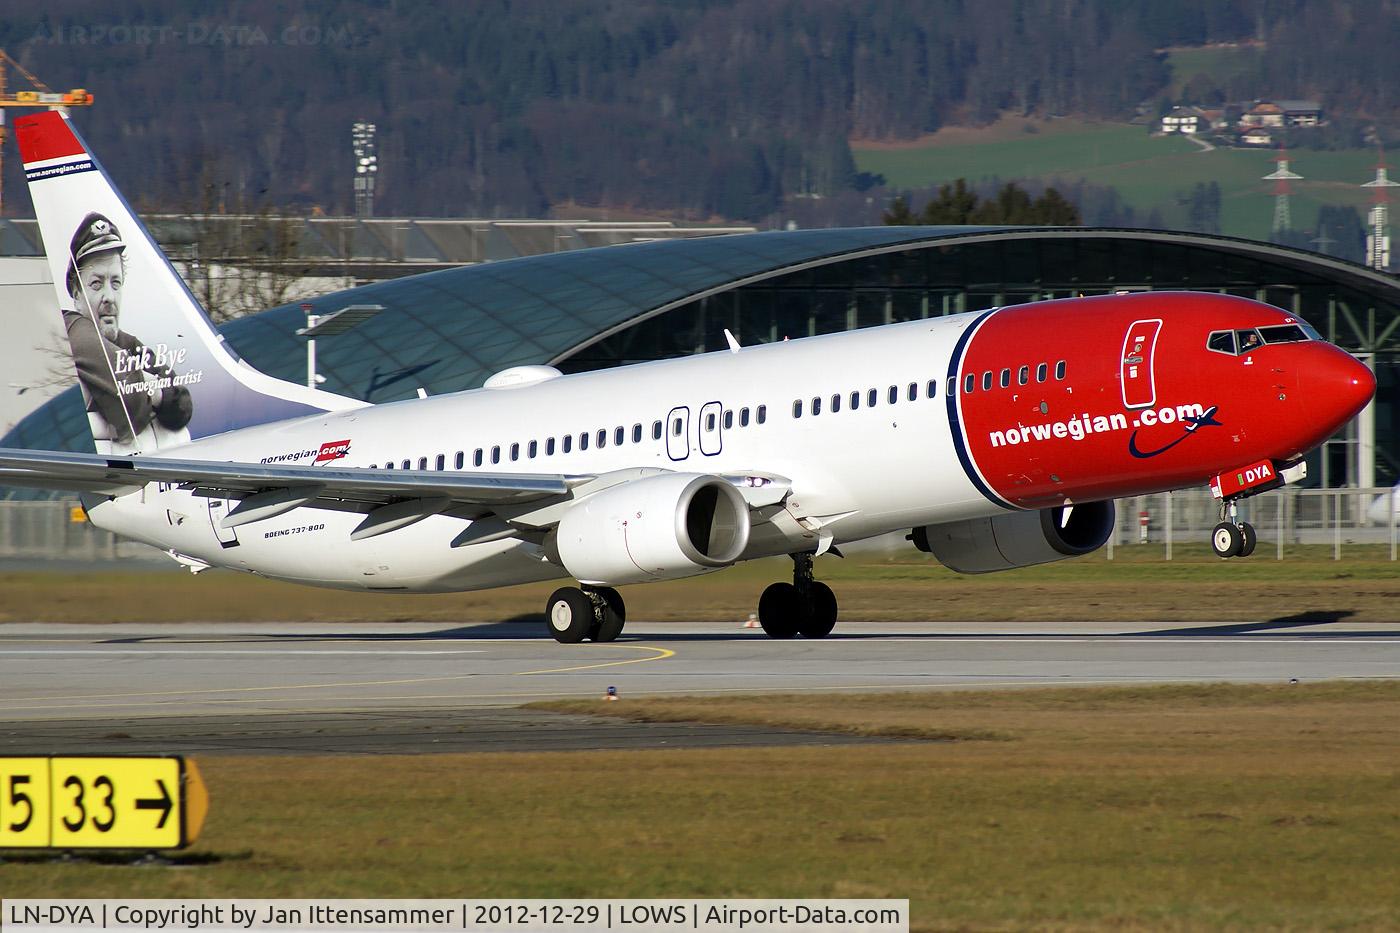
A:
[0,448,588,516]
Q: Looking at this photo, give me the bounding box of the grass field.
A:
[851,116,1377,242]
[4,682,1399,929]
[1,546,1397,627]
[1163,45,1262,101]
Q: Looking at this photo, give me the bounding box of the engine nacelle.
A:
[911,500,1115,574]
[555,473,751,585]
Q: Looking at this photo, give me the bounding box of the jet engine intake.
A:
[911,500,1115,574]
[555,473,750,585]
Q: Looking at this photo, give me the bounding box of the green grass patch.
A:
[4,683,1400,929]
[1164,45,1262,100]
[852,116,1379,241]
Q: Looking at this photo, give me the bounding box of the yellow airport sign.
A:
[0,756,207,849]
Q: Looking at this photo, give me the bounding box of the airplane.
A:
[0,110,1376,643]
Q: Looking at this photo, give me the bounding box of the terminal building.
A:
[4,224,1396,493]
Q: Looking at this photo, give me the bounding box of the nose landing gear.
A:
[757,552,838,638]
[1210,500,1257,559]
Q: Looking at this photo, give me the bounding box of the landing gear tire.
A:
[1238,522,1257,558]
[758,582,802,639]
[1211,521,1244,559]
[592,586,626,643]
[798,581,838,639]
[546,586,595,643]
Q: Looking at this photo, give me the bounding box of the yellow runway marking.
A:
[515,645,674,676]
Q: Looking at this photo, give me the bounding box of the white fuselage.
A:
[88,313,992,591]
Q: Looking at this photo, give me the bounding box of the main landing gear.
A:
[757,552,838,639]
[1210,500,1257,559]
[546,585,626,643]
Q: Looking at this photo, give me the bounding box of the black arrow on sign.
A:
[135,779,173,828]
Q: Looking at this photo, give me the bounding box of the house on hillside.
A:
[1240,127,1275,146]
[1240,99,1323,129]
[1162,106,1207,134]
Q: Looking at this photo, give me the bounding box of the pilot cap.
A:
[65,212,126,295]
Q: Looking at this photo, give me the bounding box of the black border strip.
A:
[945,308,1016,510]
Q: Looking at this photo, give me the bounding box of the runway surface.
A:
[2,617,1398,754]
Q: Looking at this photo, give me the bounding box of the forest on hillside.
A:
[3,0,1399,222]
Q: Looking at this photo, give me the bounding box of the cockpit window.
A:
[1207,330,1236,354]
[1210,322,1319,355]
[1258,324,1311,344]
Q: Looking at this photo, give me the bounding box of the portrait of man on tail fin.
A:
[63,211,194,454]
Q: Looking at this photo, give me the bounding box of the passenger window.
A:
[1037,362,1048,382]
[614,426,624,446]
[510,443,520,461]
[982,371,993,391]
[652,421,662,440]
[1018,365,1029,385]
[740,408,750,427]
[528,440,538,458]
[418,457,429,470]
[850,391,860,410]
[595,429,606,448]
[964,374,975,394]
[454,451,464,470]
[830,394,841,413]
[402,459,411,470]
[1207,330,1237,354]
[888,385,898,404]
[563,435,573,453]
[907,382,917,402]
[926,379,937,399]
[756,405,767,424]
[384,461,392,470]
[723,410,733,429]
[1055,360,1067,379]
[632,424,642,443]
[1000,369,1010,388]
[546,438,556,456]
[580,432,589,451]
[473,448,483,467]
[435,454,445,471]
[867,388,877,407]
[490,446,500,464]
[812,397,822,416]
[947,377,956,397]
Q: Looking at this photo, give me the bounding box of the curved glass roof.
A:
[7,224,1398,460]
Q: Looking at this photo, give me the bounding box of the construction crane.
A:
[0,49,95,215]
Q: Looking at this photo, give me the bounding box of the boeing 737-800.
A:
[0,111,1375,642]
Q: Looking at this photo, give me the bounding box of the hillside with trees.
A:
[2,0,1397,222]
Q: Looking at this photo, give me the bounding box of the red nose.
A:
[1308,347,1375,433]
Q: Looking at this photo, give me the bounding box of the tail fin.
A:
[16,110,360,455]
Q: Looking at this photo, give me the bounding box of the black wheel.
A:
[798,581,838,638]
[546,586,595,643]
[1238,522,1257,558]
[1211,521,1243,559]
[593,586,626,642]
[758,582,801,639]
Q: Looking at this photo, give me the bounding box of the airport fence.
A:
[0,489,1396,565]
